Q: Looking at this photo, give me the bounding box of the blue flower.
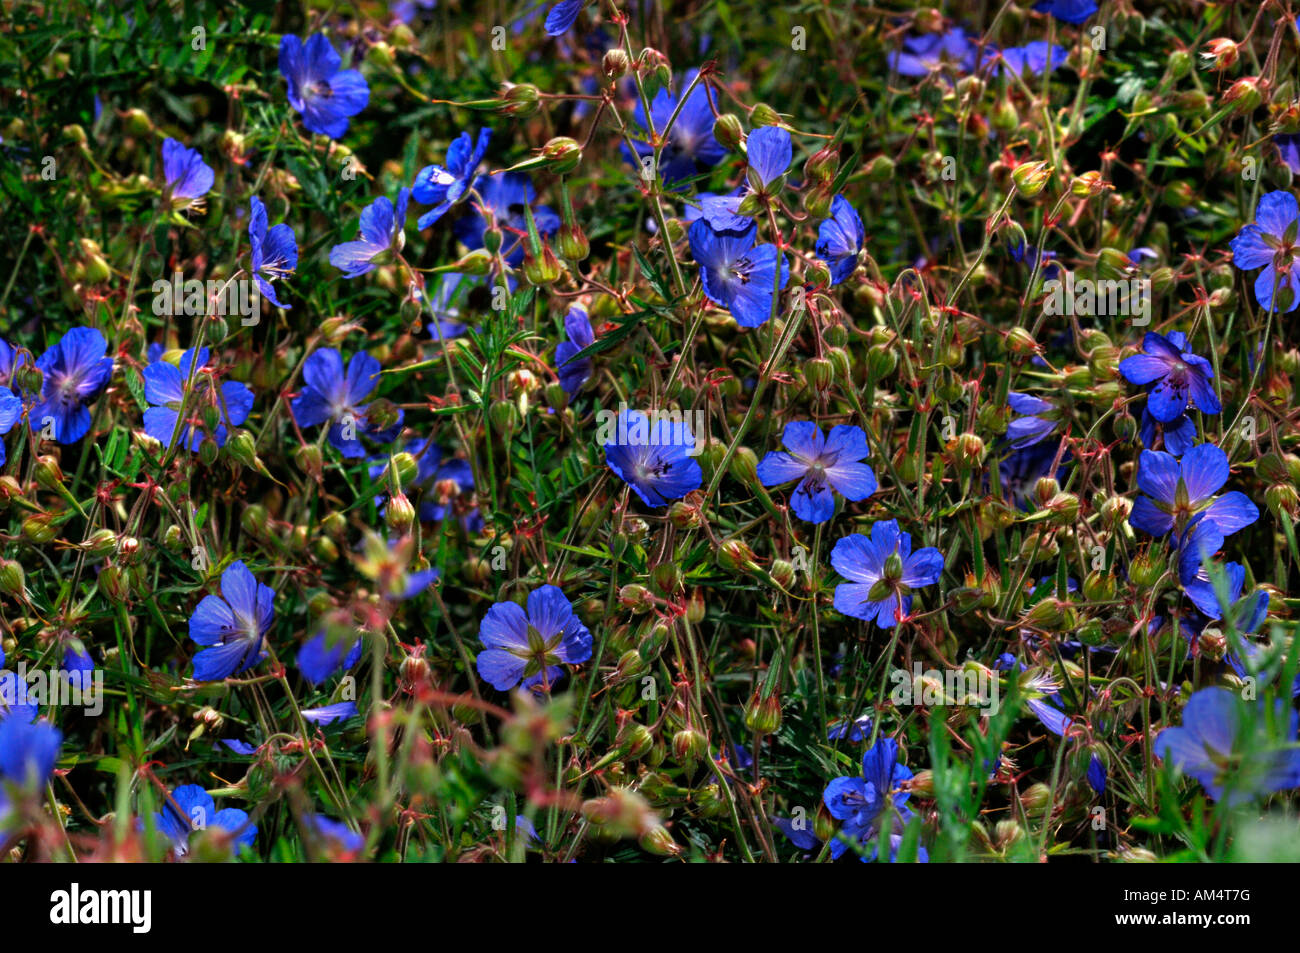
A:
[828,713,874,742]
[1275,134,1300,175]
[32,327,114,444]
[888,27,975,76]
[555,305,595,396]
[831,519,944,627]
[142,347,254,451]
[413,128,492,229]
[603,408,703,507]
[1230,191,1300,313]
[1119,331,1220,422]
[544,0,585,35]
[305,815,364,854]
[995,41,1070,77]
[689,219,789,327]
[823,737,926,862]
[1005,392,1058,449]
[0,670,37,724]
[160,138,214,213]
[370,438,474,522]
[1128,444,1258,539]
[453,173,558,267]
[148,784,256,854]
[0,387,21,467]
[291,348,402,458]
[1176,520,1269,626]
[1139,406,1197,457]
[815,195,865,285]
[188,560,274,681]
[248,196,298,309]
[330,189,410,278]
[745,125,792,191]
[425,273,479,340]
[302,702,357,725]
[1154,687,1300,805]
[1033,0,1098,24]
[757,421,877,523]
[475,585,593,692]
[624,69,726,187]
[998,441,1068,509]
[297,630,363,686]
[0,716,61,789]
[0,339,33,396]
[279,33,369,139]
[1087,754,1107,794]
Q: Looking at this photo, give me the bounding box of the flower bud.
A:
[386,492,417,535]
[863,154,895,181]
[1201,38,1239,71]
[522,244,563,286]
[618,583,652,612]
[672,728,708,766]
[557,223,589,261]
[744,691,782,735]
[602,48,630,78]
[750,103,780,127]
[500,83,541,117]
[0,559,24,598]
[542,136,583,174]
[713,113,744,150]
[1011,161,1053,198]
[729,446,759,484]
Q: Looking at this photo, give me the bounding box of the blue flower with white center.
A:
[147,784,256,854]
[1230,190,1300,313]
[1128,444,1258,540]
[831,519,944,627]
[413,127,492,229]
[603,407,703,507]
[187,560,273,682]
[1119,331,1220,422]
[689,219,789,328]
[330,189,410,278]
[279,33,369,140]
[757,422,877,523]
[291,348,402,458]
[1155,687,1300,805]
[160,138,214,213]
[32,326,114,444]
[142,347,253,451]
[555,305,595,396]
[823,737,927,862]
[248,196,298,309]
[475,585,592,692]
[815,195,865,285]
